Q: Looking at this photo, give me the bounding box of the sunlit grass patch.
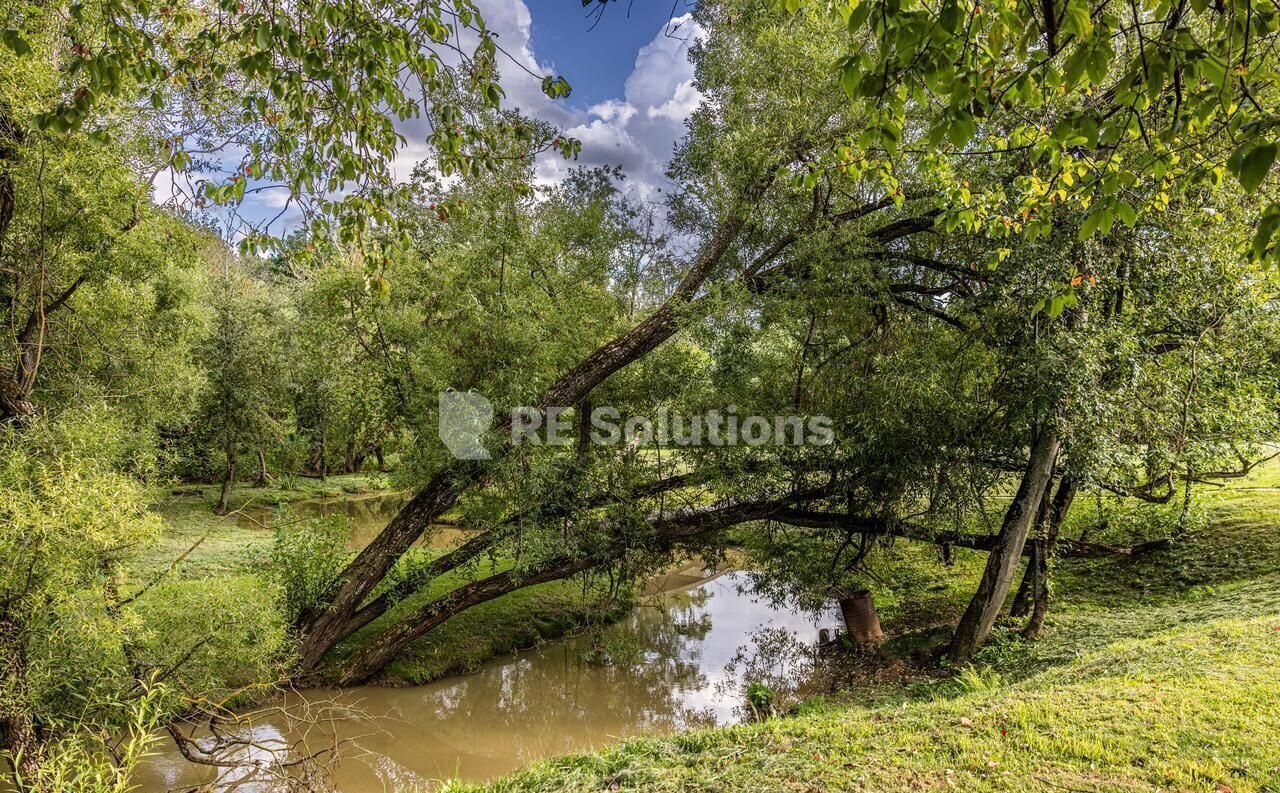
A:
[455,614,1280,793]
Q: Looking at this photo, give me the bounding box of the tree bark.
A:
[1023,475,1077,640]
[0,368,35,425]
[1009,541,1039,618]
[949,426,1060,664]
[0,615,43,789]
[1011,477,1057,618]
[255,447,269,487]
[216,441,236,516]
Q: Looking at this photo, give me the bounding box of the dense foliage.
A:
[3,0,1279,788]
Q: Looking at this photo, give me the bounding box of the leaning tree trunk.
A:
[0,615,43,789]
[295,184,928,674]
[1023,475,1077,640]
[1009,541,1039,618]
[949,426,1060,664]
[295,200,763,672]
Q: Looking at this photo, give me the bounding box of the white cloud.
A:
[589,100,638,125]
[446,2,704,205]
[533,13,704,204]
[649,80,700,122]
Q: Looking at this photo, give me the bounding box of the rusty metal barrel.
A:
[838,589,884,645]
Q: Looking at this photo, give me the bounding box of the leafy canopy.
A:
[782,0,1280,259]
[1,0,576,252]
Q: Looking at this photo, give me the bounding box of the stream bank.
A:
[134,570,841,791]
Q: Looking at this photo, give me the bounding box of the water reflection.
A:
[134,572,839,792]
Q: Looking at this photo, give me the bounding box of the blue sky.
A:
[463,0,704,203]
[525,1,698,110]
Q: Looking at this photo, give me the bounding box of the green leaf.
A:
[1061,0,1093,37]
[948,111,976,148]
[2,29,31,56]
[1115,201,1137,227]
[939,0,962,34]
[255,22,272,51]
[1078,209,1104,239]
[1251,204,1280,261]
[840,60,861,99]
[1238,143,1276,194]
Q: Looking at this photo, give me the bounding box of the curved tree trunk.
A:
[336,556,598,685]
[950,426,1060,664]
[332,495,812,684]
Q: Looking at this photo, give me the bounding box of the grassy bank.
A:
[446,467,1280,792]
[139,479,628,689]
[347,569,632,685]
[139,472,396,577]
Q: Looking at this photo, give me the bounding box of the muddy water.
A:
[135,571,839,792]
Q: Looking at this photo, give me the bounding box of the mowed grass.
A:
[446,463,1280,793]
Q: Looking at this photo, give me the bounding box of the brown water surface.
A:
[135,571,838,792]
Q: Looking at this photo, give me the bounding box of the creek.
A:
[137,498,840,791]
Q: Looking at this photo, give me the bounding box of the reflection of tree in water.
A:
[414,586,722,741]
[592,587,714,664]
[717,626,826,723]
[141,574,854,792]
